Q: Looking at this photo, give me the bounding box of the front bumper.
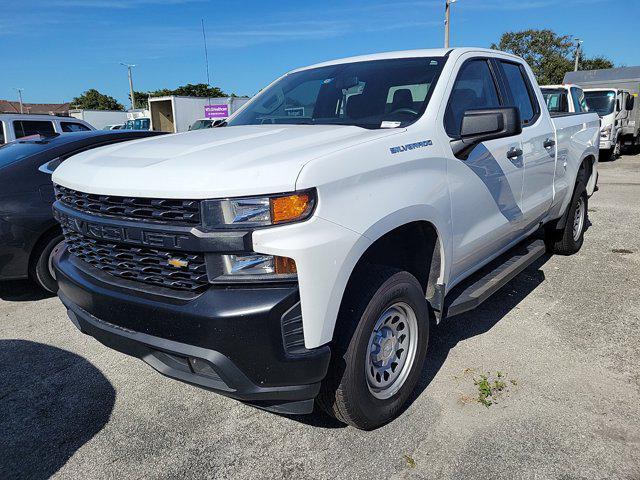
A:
[54,247,330,414]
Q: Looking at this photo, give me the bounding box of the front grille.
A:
[55,185,202,225]
[63,230,209,291]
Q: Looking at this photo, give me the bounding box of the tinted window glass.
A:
[0,121,5,144]
[500,62,536,124]
[13,120,56,139]
[444,59,501,137]
[541,89,569,113]
[61,122,91,132]
[229,57,445,129]
[570,87,587,112]
[584,91,616,116]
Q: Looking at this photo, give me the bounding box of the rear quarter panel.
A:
[549,113,599,220]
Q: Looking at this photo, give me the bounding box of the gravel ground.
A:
[1,153,639,480]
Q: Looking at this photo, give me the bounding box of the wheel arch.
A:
[28,223,63,276]
[329,208,449,343]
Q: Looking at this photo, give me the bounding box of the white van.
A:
[0,114,94,145]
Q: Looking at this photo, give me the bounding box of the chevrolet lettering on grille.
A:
[54,209,190,249]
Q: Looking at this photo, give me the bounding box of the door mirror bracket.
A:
[450,107,522,160]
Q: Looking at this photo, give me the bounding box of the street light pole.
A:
[15,88,24,114]
[444,0,457,48]
[120,62,136,110]
[574,39,583,72]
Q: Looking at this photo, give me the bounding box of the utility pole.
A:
[15,88,24,114]
[444,0,457,48]
[574,39,583,72]
[120,62,136,110]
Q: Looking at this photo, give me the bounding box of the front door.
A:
[444,57,526,283]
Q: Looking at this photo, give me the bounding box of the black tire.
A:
[317,265,429,430]
[613,138,622,159]
[545,187,588,256]
[29,232,65,293]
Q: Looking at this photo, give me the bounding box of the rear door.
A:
[497,60,555,229]
[444,56,526,282]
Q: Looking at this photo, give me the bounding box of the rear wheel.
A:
[546,188,587,256]
[317,265,429,430]
[30,233,65,293]
[613,138,622,159]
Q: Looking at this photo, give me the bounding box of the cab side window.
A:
[571,87,588,112]
[61,122,91,132]
[444,59,501,138]
[498,61,538,126]
[13,120,55,139]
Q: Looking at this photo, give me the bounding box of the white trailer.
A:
[148,96,250,133]
[68,109,129,130]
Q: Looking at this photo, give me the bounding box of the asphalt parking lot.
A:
[1,153,639,480]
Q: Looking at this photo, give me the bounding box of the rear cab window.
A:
[13,120,56,139]
[497,61,540,126]
[541,89,569,113]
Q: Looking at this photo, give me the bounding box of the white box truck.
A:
[149,96,250,133]
[68,109,129,130]
[565,67,640,157]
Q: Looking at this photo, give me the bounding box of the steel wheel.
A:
[365,301,419,400]
[572,195,585,242]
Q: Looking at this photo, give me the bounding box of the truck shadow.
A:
[406,254,550,409]
[0,340,115,479]
[0,280,54,302]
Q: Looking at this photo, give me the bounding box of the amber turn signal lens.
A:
[274,256,297,274]
[270,193,312,224]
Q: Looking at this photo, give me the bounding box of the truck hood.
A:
[52,124,402,198]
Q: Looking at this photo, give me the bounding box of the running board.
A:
[443,238,546,319]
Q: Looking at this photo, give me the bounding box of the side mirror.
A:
[626,95,635,111]
[450,107,522,160]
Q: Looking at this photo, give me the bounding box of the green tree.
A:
[71,89,124,111]
[132,83,229,109]
[491,29,615,84]
[579,56,615,71]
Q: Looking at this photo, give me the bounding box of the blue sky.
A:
[3,0,639,106]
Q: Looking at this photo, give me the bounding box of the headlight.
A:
[202,190,313,281]
[221,253,297,279]
[202,189,316,228]
[601,125,612,137]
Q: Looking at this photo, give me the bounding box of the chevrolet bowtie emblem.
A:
[168,258,189,268]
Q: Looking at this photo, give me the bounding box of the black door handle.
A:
[507,147,523,160]
[543,138,555,148]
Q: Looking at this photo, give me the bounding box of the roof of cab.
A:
[291,47,521,73]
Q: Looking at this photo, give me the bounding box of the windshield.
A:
[584,91,616,117]
[191,119,214,130]
[133,118,150,130]
[228,57,445,129]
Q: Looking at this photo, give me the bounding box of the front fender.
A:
[252,208,450,349]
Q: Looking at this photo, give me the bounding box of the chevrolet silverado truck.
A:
[51,48,599,430]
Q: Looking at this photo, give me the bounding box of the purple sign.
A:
[204,104,229,119]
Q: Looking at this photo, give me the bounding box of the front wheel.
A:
[317,266,429,430]
[30,233,65,293]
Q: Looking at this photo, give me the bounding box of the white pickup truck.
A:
[51,48,599,429]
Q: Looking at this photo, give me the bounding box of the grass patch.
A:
[474,371,508,407]
[403,454,416,469]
